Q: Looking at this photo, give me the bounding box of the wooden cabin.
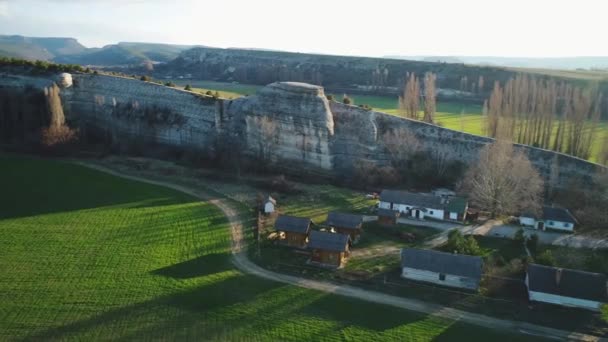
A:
[326,212,364,242]
[526,264,607,311]
[377,208,400,226]
[401,248,483,291]
[274,215,311,248]
[308,230,351,268]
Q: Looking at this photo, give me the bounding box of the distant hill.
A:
[0,35,202,66]
[385,55,608,71]
[0,35,87,60]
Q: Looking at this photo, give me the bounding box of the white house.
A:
[519,206,577,232]
[379,190,468,222]
[526,263,607,311]
[263,196,276,214]
[401,248,483,291]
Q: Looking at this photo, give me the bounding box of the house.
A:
[263,196,276,214]
[308,230,351,267]
[526,263,607,311]
[432,188,456,199]
[379,190,468,222]
[326,212,364,242]
[274,215,311,248]
[519,206,577,232]
[377,208,400,226]
[401,248,483,291]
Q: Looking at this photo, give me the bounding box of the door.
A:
[537,222,545,231]
[415,210,420,219]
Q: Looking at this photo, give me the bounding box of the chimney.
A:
[555,268,562,285]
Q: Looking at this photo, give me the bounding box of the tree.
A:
[527,233,539,254]
[460,141,544,217]
[41,84,77,148]
[422,72,436,123]
[446,230,482,256]
[343,95,352,105]
[184,84,192,91]
[399,73,420,119]
[381,127,421,169]
[513,228,525,245]
[535,250,556,266]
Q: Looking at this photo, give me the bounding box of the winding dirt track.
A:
[77,162,605,342]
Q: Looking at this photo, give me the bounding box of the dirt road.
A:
[77,162,605,342]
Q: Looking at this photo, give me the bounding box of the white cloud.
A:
[0,1,8,17]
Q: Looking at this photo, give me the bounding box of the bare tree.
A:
[399,73,420,119]
[422,72,436,123]
[460,141,543,217]
[41,84,77,147]
[382,127,421,168]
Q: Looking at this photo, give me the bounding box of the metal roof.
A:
[274,215,311,234]
[401,248,483,279]
[521,206,577,224]
[380,190,467,213]
[527,264,607,302]
[377,208,400,218]
[326,212,363,230]
[308,230,350,252]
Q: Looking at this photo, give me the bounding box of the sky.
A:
[0,0,607,58]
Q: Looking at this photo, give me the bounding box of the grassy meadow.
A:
[0,156,540,341]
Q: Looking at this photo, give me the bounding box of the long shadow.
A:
[151,253,232,279]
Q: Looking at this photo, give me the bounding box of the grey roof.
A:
[265,196,276,205]
[274,215,311,234]
[377,208,400,218]
[527,264,607,302]
[401,248,483,280]
[308,231,350,252]
[326,212,363,230]
[380,190,467,213]
[521,206,577,224]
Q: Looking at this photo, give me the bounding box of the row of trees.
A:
[484,75,603,160]
[398,72,437,123]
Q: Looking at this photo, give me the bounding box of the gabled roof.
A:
[308,231,350,252]
[527,264,607,302]
[401,248,483,280]
[380,190,467,213]
[521,206,577,224]
[274,215,311,234]
[377,208,400,218]
[326,212,363,230]
[265,196,276,205]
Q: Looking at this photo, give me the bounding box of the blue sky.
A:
[1,0,607,57]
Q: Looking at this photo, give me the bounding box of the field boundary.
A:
[75,161,605,342]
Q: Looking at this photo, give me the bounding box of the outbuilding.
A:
[308,230,351,268]
[274,215,311,248]
[377,208,400,226]
[519,206,577,232]
[526,263,607,311]
[379,190,468,222]
[263,196,276,214]
[401,248,483,291]
[326,212,364,242]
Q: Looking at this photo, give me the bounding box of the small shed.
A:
[526,263,607,311]
[377,208,400,226]
[274,215,311,248]
[401,248,483,291]
[326,212,364,242]
[308,231,351,268]
[263,196,276,214]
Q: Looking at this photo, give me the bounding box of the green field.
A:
[0,156,541,341]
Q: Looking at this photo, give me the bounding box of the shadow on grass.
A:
[152,253,232,279]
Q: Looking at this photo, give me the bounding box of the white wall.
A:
[544,220,574,232]
[401,267,479,290]
[449,212,458,220]
[264,202,274,213]
[529,291,602,311]
[379,201,391,210]
[519,217,536,226]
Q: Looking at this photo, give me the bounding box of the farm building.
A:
[401,248,483,291]
[379,190,468,222]
[308,230,351,268]
[274,215,311,248]
[326,212,364,242]
[377,208,400,225]
[519,206,577,232]
[263,196,276,214]
[432,188,456,199]
[526,264,607,311]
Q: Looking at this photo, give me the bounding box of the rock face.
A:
[0,72,604,185]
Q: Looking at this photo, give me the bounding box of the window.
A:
[564,223,570,228]
[439,273,446,281]
[549,221,555,225]
[429,211,434,215]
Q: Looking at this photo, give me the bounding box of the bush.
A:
[342,95,352,105]
[446,230,482,256]
[184,84,192,91]
[205,90,213,96]
[140,75,151,82]
[326,94,334,101]
[513,228,525,245]
[585,253,608,274]
[535,250,556,266]
[526,233,539,253]
[165,82,176,87]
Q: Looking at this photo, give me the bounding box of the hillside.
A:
[0,35,86,60]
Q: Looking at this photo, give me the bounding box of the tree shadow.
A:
[151,253,232,279]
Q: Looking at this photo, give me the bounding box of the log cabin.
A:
[308,230,351,268]
[401,248,483,291]
[274,215,312,248]
[326,212,364,242]
[526,263,607,311]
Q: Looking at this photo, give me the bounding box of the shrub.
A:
[326,94,334,101]
[513,228,525,245]
[165,82,176,87]
[342,95,352,105]
[535,250,556,266]
[205,90,213,96]
[184,84,192,91]
[446,230,482,256]
[140,75,151,82]
[526,233,539,253]
[585,253,608,273]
